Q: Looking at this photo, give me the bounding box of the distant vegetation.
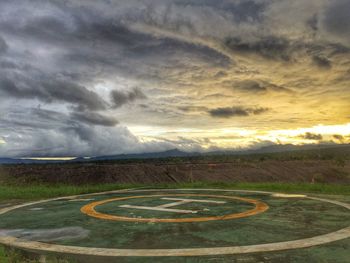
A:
[1,145,349,187]
[1,144,350,166]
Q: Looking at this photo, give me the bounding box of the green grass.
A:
[0,183,141,201]
[155,182,350,195]
[0,246,7,263]
[0,182,348,202]
[0,246,75,263]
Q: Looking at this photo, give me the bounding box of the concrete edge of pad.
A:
[0,188,349,257]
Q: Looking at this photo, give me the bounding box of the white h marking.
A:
[119,197,226,214]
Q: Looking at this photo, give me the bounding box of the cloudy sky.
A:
[0,0,350,157]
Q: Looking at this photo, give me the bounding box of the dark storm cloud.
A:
[1,108,119,130]
[32,108,119,130]
[228,80,293,93]
[323,0,350,43]
[111,88,147,108]
[235,80,267,92]
[0,107,159,157]
[223,35,345,65]
[0,6,230,75]
[223,0,267,23]
[209,107,248,118]
[174,0,266,23]
[224,36,292,61]
[252,107,270,115]
[30,108,72,127]
[70,111,119,127]
[0,74,106,111]
[0,36,7,54]
[312,55,331,69]
[1,0,231,157]
[307,14,319,33]
[0,4,146,45]
[300,132,323,141]
[209,106,269,118]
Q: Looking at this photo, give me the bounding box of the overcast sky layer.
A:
[0,0,350,157]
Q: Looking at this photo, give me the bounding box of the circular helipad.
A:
[81,194,269,223]
[0,188,349,258]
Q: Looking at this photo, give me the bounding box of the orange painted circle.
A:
[81,194,269,223]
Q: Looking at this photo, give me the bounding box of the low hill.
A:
[1,144,349,164]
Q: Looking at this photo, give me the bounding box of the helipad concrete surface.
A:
[0,188,349,262]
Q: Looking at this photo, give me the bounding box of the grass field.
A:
[0,182,349,202]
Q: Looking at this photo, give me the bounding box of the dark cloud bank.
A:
[209,106,269,118]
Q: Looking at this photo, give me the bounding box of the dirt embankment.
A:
[1,160,350,185]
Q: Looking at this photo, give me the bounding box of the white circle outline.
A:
[0,188,349,257]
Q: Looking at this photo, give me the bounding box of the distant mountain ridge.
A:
[0,143,349,164]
